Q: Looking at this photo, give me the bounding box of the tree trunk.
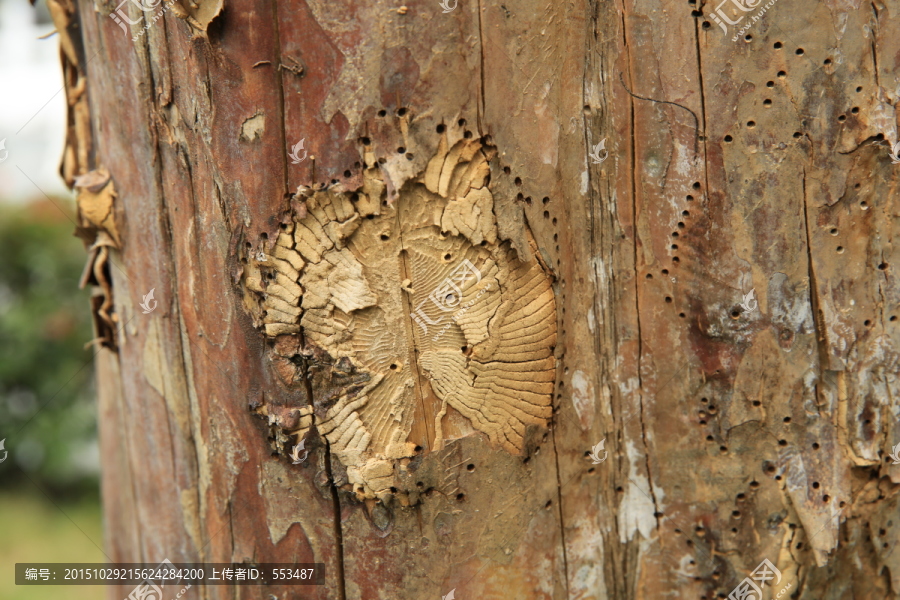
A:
[53,0,900,596]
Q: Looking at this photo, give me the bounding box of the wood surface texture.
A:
[53,0,900,596]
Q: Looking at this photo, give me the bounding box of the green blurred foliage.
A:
[0,490,106,600]
[0,199,97,493]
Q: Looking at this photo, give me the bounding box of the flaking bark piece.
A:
[75,168,121,247]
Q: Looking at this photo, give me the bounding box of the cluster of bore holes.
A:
[435,118,474,141]
[698,396,717,427]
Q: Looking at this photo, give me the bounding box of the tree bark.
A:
[53,0,900,597]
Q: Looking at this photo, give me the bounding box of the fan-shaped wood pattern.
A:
[241,137,557,497]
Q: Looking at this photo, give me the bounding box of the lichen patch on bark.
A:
[241,136,557,498]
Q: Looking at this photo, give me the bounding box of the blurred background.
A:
[0,0,106,598]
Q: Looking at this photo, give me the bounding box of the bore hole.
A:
[665,296,673,303]
[778,439,787,446]
[390,363,398,370]
[397,107,407,116]
[838,115,846,122]
[464,131,473,139]
[543,211,550,219]
[783,417,791,423]
[766,81,775,87]
[724,135,733,142]
[458,119,467,126]
[744,34,752,42]
[813,443,820,449]
[397,147,406,153]
[545,500,552,508]
[747,120,756,128]
[377,109,387,117]
[851,106,859,114]
[679,312,686,318]
[514,177,522,186]
[467,463,475,471]
[414,445,423,453]
[763,99,772,106]
[793,132,802,138]
[752,400,761,406]
[812,481,820,489]
[646,273,653,279]
[456,493,466,502]
[750,480,760,488]
[692,182,701,190]
[380,234,390,241]
[543,196,551,204]
[702,21,710,29]
[682,210,690,216]
[662,269,669,275]
[773,41,782,49]
[830,228,838,235]
[344,170,352,178]
[836,246,844,253]
[878,262,888,270]
[891,316,898,322]
[436,124,446,134]
[824,58,832,65]
[444,253,451,260]
[778,70,787,77]
[795,48,804,55]
[864,319,872,326]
